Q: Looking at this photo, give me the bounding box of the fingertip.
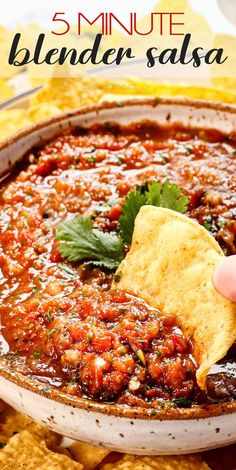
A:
[213,256,236,302]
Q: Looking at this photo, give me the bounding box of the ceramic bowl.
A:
[0,98,235,455]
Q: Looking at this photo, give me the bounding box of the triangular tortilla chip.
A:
[116,206,236,389]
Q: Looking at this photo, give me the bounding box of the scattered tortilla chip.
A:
[132,0,213,57]
[0,430,82,470]
[0,109,32,140]
[100,93,150,103]
[30,77,104,111]
[28,103,62,122]
[2,76,236,142]
[212,77,236,94]
[100,84,236,104]
[116,206,236,389]
[0,79,13,103]
[126,78,236,103]
[69,441,110,469]
[54,446,75,458]
[0,407,60,447]
[98,453,210,470]
[31,76,236,119]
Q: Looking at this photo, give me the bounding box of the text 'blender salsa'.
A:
[0,121,235,408]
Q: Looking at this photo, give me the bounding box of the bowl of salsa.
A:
[0,98,235,454]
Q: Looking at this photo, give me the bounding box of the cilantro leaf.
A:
[56,216,124,270]
[119,190,147,245]
[172,397,192,408]
[119,180,189,245]
[92,198,120,215]
[56,181,189,270]
[146,180,189,213]
[58,262,76,278]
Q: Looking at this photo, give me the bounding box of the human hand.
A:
[213,255,236,302]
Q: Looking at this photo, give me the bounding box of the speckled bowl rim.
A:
[0,96,236,153]
[0,96,236,421]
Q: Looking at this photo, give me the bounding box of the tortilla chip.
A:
[69,441,110,469]
[126,78,236,103]
[117,0,213,60]
[98,453,210,470]
[54,446,75,458]
[31,76,236,117]
[100,84,236,104]
[30,77,104,111]
[0,407,60,447]
[0,430,82,469]
[116,206,236,389]
[0,79,13,103]
[28,103,62,122]
[0,109,32,140]
[100,94,149,103]
[212,77,236,94]
[97,77,236,104]
[157,0,212,42]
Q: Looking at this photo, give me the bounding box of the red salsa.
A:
[0,122,235,408]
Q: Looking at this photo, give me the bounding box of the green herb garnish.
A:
[146,180,188,212]
[203,215,212,231]
[137,349,146,366]
[45,312,53,323]
[56,216,124,269]
[156,350,163,357]
[58,262,76,279]
[32,286,39,295]
[172,397,192,408]
[87,332,93,343]
[86,156,95,164]
[92,199,120,215]
[119,180,189,245]
[33,350,41,357]
[41,388,51,394]
[203,215,218,234]
[6,355,19,361]
[56,181,189,269]
[47,328,57,339]
[119,189,147,245]
[113,271,122,283]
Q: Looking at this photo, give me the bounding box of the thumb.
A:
[213,255,236,302]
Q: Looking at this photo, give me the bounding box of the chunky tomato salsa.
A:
[0,122,235,408]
